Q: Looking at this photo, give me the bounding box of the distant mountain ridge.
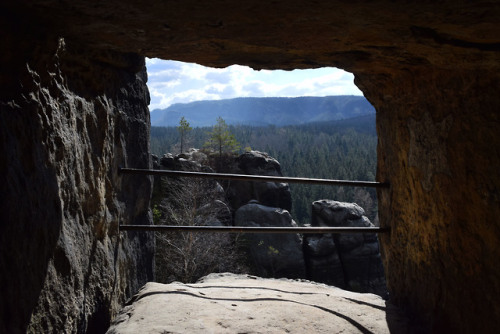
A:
[150,96,374,127]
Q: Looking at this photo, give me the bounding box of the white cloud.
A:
[146,58,363,111]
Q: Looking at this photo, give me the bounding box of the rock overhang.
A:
[3,1,499,73]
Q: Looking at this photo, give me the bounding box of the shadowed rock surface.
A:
[2,1,500,333]
[234,202,306,279]
[106,273,409,334]
[152,149,230,226]
[304,200,387,297]
[0,41,154,333]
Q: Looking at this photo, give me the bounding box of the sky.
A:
[146,58,364,111]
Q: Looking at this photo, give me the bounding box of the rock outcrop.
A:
[158,148,209,171]
[153,151,304,280]
[304,200,387,297]
[152,149,228,225]
[226,151,292,212]
[152,150,241,283]
[154,149,291,223]
[2,1,500,332]
[156,151,384,291]
[234,202,306,279]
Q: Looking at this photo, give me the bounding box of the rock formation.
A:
[156,151,384,291]
[153,150,301,280]
[304,200,387,297]
[152,150,243,283]
[217,150,301,279]
[157,148,210,171]
[0,39,154,333]
[156,149,292,216]
[2,1,500,333]
[153,149,228,226]
[226,150,292,212]
[234,202,306,279]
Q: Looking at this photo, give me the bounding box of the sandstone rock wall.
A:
[359,68,500,332]
[0,32,154,333]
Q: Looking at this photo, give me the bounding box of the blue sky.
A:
[146,58,364,111]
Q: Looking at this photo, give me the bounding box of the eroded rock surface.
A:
[0,38,154,333]
[107,273,408,334]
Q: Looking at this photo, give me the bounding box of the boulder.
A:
[159,153,174,168]
[226,151,292,211]
[304,200,387,297]
[234,202,305,279]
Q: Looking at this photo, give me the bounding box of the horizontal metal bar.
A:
[119,168,389,188]
[119,225,389,234]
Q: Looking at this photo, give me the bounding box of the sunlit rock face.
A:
[1,1,500,333]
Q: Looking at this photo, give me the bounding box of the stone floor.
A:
[107,273,410,334]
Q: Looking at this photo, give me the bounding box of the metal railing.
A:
[119,167,389,188]
[119,225,389,233]
[118,167,390,234]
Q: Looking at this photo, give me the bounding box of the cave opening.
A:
[145,58,385,295]
[1,1,499,332]
[145,58,378,224]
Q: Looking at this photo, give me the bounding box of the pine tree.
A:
[204,117,240,170]
[177,116,192,153]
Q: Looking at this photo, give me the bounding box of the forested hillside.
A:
[151,95,375,127]
[151,114,377,224]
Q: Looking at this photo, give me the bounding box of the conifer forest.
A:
[151,114,378,224]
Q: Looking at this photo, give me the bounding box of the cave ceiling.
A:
[5,0,500,74]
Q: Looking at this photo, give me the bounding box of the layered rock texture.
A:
[2,1,500,333]
[0,24,154,334]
